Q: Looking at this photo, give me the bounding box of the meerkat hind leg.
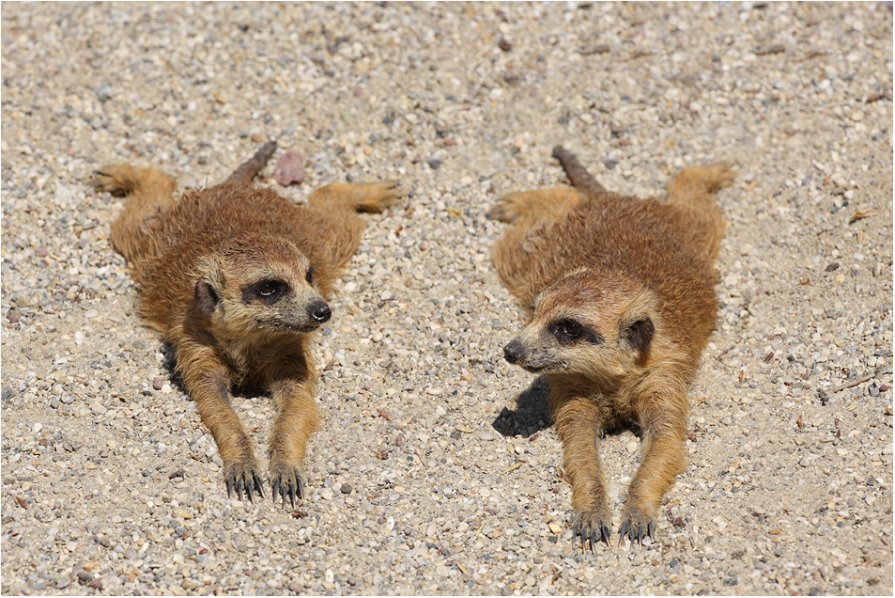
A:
[665,162,733,261]
[308,181,401,213]
[486,185,584,224]
[94,164,177,261]
[666,162,733,205]
[300,181,402,292]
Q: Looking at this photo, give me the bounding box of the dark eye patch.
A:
[306,266,314,284]
[548,318,602,345]
[242,279,289,305]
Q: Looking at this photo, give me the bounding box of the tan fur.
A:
[94,147,399,505]
[490,147,732,547]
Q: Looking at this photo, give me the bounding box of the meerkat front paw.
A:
[223,456,265,503]
[571,505,613,550]
[618,504,657,545]
[269,457,306,509]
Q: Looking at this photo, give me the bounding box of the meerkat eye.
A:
[253,279,288,302]
[550,319,584,343]
[549,318,602,345]
[305,266,314,284]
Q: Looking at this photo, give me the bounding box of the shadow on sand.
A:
[491,376,553,438]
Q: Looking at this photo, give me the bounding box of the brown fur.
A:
[490,147,732,548]
[94,146,400,505]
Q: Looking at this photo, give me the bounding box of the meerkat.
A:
[489,146,732,549]
[94,142,400,506]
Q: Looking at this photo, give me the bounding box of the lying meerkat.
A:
[94,142,400,506]
[489,146,732,548]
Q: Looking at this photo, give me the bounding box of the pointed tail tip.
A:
[257,140,278,158]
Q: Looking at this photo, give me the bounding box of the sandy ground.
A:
[1,2,892,595]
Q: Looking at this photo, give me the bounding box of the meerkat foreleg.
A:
[620,392,688,543]
[177,343,264,501]
[267,378,320,509]
[551,395,613,550]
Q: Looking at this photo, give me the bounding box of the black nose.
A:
[503,339,526,364]
[309,300,331,323]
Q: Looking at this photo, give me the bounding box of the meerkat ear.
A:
[194,280,220,317]
[193,257,225,318]
[624,317,654,357]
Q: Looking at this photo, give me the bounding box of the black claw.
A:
[226,475,234,498]
[589,530,597,551]
[647,520,655,539]
[600,522,611,544]
[297,474,305,499]
[245,475,254,503]
[618,521,630,542]
[289,482,296,510]
[236,475,245,500]
[272,477,280,503]
[254,472,265,498]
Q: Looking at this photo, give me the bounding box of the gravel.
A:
[1,2,892,595]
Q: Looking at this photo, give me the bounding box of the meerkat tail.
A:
[552,146,606,195]
[226,141,278,184]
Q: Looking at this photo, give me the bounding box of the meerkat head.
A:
[191,234,331,337]
[503,268,658,382]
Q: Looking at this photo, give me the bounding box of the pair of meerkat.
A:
[95,143,730,549]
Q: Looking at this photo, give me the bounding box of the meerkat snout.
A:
[256,286,330,333]
[308,299,331,323]
[503,338,527,364]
